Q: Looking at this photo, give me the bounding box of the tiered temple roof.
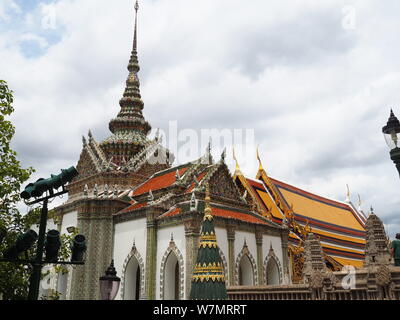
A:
[234,150,367,269]
[113,152,281,231]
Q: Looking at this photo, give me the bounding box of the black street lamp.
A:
[99,260,121,300]
[383,109,400,176]
[0,166,86,300]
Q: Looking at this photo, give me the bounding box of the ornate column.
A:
[69,199,125,300]
[281,228,291,284]
[184,214,202,299]
[227,224,236,286]
[255,230,264,285]
[145,206,162,300]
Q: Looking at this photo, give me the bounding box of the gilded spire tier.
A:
[190,186,227,300]
[102,0,151,161]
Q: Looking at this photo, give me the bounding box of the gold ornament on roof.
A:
[256,145,264,172]
[204,184,212,220]
[233,146,241,175]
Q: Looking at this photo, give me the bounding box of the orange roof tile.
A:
[271,178,365,232]
[238,173,367,268]
[160,207,182,218]
[210,206,270,226]
[132,166,189,196]
[117,202,148,214]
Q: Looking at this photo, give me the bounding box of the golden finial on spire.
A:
[133,0,139,52]
[204,184,212,219]
[233,146,241,175]
[256,145,264,172]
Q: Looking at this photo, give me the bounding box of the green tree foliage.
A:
[0,80,77,300]
[0,80,36,299]
[0,80,34,219]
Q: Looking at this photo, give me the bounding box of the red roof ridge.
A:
[158,206,181,219]
[116,201,148,214]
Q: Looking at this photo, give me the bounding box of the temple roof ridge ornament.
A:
[207,139,213,164]
[199,140,214,165]
[190,191,197,211]
[256,145,264,173]
[154,128,160,142]
[345,184,351,203]
[83,138,105,173]
[255,147,292,217]
[148,189,154,202]
[232,146,242,177]
[220,147,226,163]
[357,194,367,220]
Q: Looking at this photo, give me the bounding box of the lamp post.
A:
[382,109,400,176]
[0,166,87,300]
[99,260,121,300]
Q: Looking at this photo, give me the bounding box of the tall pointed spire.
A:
[133,0,139,52]
[190,185,227,300]
[102,0,152,163]
[128,0,141,76]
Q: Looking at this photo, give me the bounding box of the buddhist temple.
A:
[233,149,367,281]
[40,1,400,301]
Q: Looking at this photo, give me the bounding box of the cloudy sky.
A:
[1,0,399,237]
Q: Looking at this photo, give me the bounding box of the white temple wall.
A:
[263,235,283,265]
[215,227,228,259]
[234,230,257,258]
[113,218,147,300]
[60,210,77,235]
[262,234,284,284]
[156,225,185,300]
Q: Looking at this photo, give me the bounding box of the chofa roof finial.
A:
[256,145,264,172]
[233,146,241,175]
[345,184,351,203]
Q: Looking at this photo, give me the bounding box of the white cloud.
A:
[1,0,400,237]
[0,0,21,22]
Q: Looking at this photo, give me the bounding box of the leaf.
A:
[0,80,36,300]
